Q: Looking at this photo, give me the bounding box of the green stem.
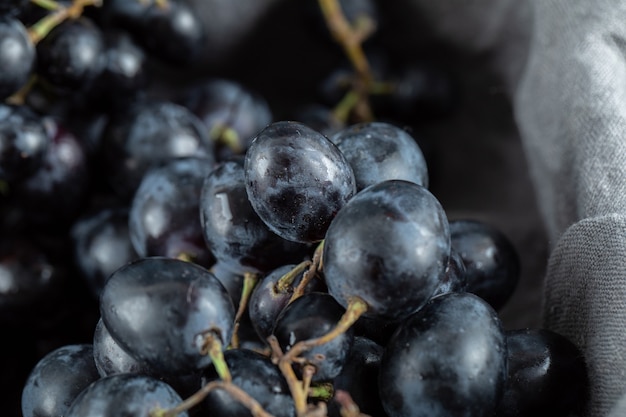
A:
[30,0,61,10]
[274,260,311,294]
[201,333,232,382]
[230,272,259,348]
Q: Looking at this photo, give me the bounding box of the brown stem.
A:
[230,272,259,348]
[335,390,372,417]
[290,241,325,303]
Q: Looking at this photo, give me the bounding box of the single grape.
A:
[71,207,138,298]
[495,328,589,417]
[0,17,35,100]
[129,156,215,267]
[65,373,189,417]
[200,157,311,275]
[273,292,354,382]
[323,179,450,321]
[379,292,508,417]
[100,100,215,199]
[201,348,295,417]
[449,219,521,311]
[100,257,236,376]
[21,344,100,417]
[329,121,429,190]
[35,17,106,92]
[244,120,356,243]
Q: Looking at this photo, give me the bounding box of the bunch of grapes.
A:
[1,1,589,417]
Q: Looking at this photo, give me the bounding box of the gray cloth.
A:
[188,1,626,415]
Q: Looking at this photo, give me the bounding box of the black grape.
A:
[35,17,106,92]
[273,292,354,382]
[65,373,189,417]
[100,100,215,199]
[99,257,236,376]
[379,292,508,417]
[200,157,311,275]
[21,344,100,417]
[323,179,450,321]
[495,328,589,417]
[201,348,295,417]
[244,121,356,243]
[71,207,138,298]
[449,218,521,311]
[0,103,48,184]
[330,121,429,190]
[180,78,273,160]
[0,17,35,100]
[129,156,215,267]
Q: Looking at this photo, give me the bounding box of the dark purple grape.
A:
[201,348,295,417]
[36,17,106,92]
[244,121,356,243]
[180,78,273,159]
[495,328,588,417]
[323,179,450,321]
[200,158,312,275]
[12,116,90,229]
[129,156,215,267]
[0,103,48,183]
[248,263,325,342]
[449,219,521,311]
[100,100,215,199]
[65,373,189,417]
[71,207,138,298]
[99,0,205,66]
[0,17,35,100]
[100,257,236,375]
[328,336,387,417]
[379,292,507,417]
[273,292,354,382]
[330,121,429,190]
[21,344,100,417]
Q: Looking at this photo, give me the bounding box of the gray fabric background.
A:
[187,1,626,416]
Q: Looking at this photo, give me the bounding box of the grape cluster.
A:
[1,1,588,417]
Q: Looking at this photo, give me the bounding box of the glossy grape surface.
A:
[330,121,429,190]
[324,179,450,320]
[379,292,507,417]
[244,121,356,243]
[0,17,34,100]
[65,373,188,417]
[21,344,100,417]
[100,257,236,375]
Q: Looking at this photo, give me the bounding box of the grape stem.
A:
[268,297,369,417]
[274,260,312,294]
[289,241,325,303]
[230,272,259,348]
[334,390,372,417]
[200,332,232,382]
[150,380,274,417]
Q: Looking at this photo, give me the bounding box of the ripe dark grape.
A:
[323,179,450,321]
[100,100,215,198]
[99,257,236,375]
[0,103,48,184]
[71,207,138,298]
[244,121,356,243]
[200,157,311,275]
[92,317,152,377]
[330,121,429,190]
[201,348,296,417]
[65,373,189,417]
[449,219,521,310]
[0,17,35,100]
[21,344,100,417]
[379,292,508,417]
[35,17,106,92]
[129,156,215,266]
[273,292,354,382]
[180,78,273,160]
[496,328,589,417]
